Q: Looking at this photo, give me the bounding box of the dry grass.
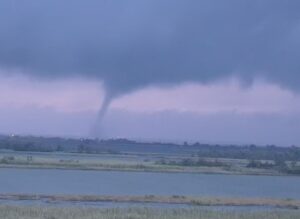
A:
[1,194,300,209]
[0,205,299,219]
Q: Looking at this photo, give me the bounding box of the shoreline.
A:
[0,194,299,210]
[0,163,294,177]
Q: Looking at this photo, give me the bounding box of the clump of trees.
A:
[0,156,15,164]
[0,135,299,164]
[156,158,228,168]
[246,157,300,175]
[246,160,274,169]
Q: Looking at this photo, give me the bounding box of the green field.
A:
[0,151,293,176]
[1,135,299,176]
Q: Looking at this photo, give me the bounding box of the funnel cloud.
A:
[0,1,300,136]
[1,1,300,91]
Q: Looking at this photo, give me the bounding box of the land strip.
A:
[0,194,300,210]
[0,154,289,176]
[0,205,299,219]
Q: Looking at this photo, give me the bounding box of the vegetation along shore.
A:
[0,205,299,219]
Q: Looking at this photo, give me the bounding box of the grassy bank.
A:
[1,194,300,209]
[0,153,288,176]
[0,205,299,219]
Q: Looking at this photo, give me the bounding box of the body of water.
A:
[0,168,299,199]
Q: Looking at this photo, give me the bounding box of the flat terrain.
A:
[0,136,299,218]
[0,206,299,219]
[1,135,299,176]
[1,194,300,210]
[0,151,294,176]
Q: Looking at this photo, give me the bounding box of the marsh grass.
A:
[1,194,300,210]
[0,206,299,219]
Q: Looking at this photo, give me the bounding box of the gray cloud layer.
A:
[0,0,300,98]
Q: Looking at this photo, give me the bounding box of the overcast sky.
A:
[0,1,300,146]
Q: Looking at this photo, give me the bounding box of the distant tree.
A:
[56,145,63,152]
[77,144,86,153]
[291,160,297,168]
[274,157,287,170]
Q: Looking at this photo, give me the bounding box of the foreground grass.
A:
[0,206,299,219]
[1,194,300,209]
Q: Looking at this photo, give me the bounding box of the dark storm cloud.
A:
[0,0,300,98]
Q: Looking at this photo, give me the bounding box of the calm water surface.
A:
[0,168,299,199]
